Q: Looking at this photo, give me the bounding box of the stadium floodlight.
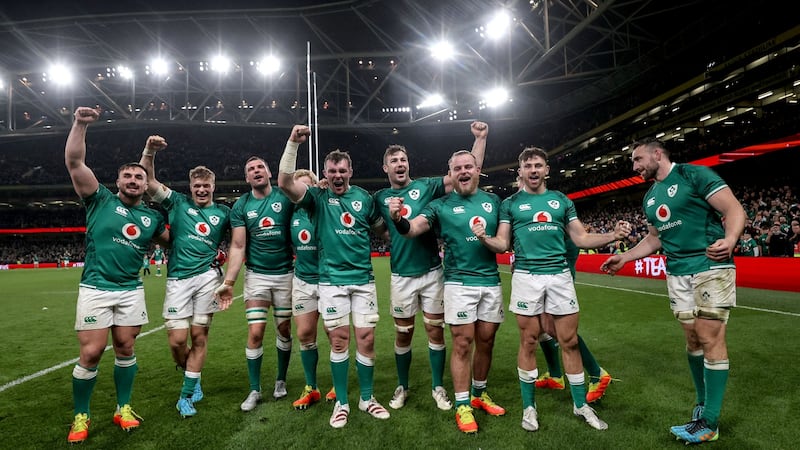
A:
[257,55,281,75]
[429,40,455,61]
[481,87,510,108]
[47,64,73,85]
[757,90,772,100]
[485,11,512,40]
[117,65,133,80]
[417,93,444,109]
[210,55,231,74]
[149,58,169,76]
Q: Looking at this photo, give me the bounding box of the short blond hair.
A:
[293,169,318,184]
[189,165,215,183]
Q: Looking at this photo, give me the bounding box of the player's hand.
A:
[600,255,624,275]
[470,121,488,139]
[144,135,168,153]
[706,239,734,262]
[290,125,311,144]
[74,107,100,124]
[317,178,329,190]
[471,222,487,240]
[388,197,405,222]
[613,220,632,240]
[214,283,233,310]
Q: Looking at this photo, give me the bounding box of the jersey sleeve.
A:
[499,196,513,224]
[420,198,440,228]
[298,186,317,209]
[686,165,728,200]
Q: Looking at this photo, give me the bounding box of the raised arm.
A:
[277,125,312,203]
[444,121,488,192]
[473,221,511,254]
[138,135,169,198]
[469,121,489,169]
[64,107,101,198]
[388,196,431,238]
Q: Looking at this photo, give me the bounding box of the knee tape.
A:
[191,314,212,327]
[300,341,318,351]
[673,310,695,324]
[423,316,445,328]
[324,315,350,331]
[395,323,414,333]
[276,334,292,351]
[695,306,731,323]
[72,365,98,380]
[274,311,291,329]
[245,308,268,324]
[165,318,191,330]
[353,313,380,328]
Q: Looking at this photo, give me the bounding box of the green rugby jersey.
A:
[500,189,575,274]
[298,185,382,285]
[290,206,319,284]
[80,185,166,290]
[420,189,501,286]
[374,177,445,276]
[643,163,733,275]
[230,187,294,275]
[161,190,230,279]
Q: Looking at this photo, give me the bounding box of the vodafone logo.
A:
[122,223,141,240]
[400,204,412,219]
[533,211,552,222]
[259,216,275,229]
[297,229,312,244]
[340,212,355,228]
[656,204,671,222]
[195,222,211,236]
[469,216,486,229]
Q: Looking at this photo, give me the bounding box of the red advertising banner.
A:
[494,253,799,292]
[573,254,800,292]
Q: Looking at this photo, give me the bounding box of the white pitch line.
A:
[576,281,800,317]
[1,294,245,394]
[500,269,800,317]
[0,325,165,394]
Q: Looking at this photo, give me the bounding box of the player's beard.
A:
[639,163,658,181]
[119,184,144,202]
[454,174,478,195]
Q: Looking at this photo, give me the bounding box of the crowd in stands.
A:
[0,235,85,266]
[1,92,798,265]
[1,96,798,190]
[2,178,797,265]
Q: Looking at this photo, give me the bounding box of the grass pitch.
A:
[0,259,798,449]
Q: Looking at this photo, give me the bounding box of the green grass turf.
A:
[0,260,798,449]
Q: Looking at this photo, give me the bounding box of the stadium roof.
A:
[0,0,797,208]
[0,0,794,135]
